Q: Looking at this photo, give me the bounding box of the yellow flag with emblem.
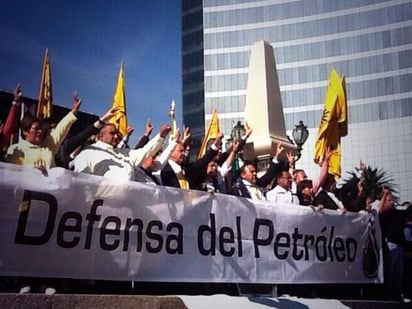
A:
[36,48,53,120]
[314,68,347,178]
[197,109,220,158]
[108,63,127,137]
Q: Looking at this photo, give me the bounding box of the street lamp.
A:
[225,121,245,153]
[292,120,309,162]
[232,121,245,141]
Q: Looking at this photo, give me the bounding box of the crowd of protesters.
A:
[0,84,411,301]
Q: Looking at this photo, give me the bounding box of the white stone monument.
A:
[243,40,297,173]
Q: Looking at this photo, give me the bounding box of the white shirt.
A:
[242,179,266,200]
[266,185,299,205]
[74,134,164,182]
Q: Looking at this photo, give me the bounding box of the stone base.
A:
[0,294,186,309]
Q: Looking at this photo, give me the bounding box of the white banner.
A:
[0,162,383,283]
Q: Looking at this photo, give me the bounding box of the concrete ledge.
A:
[341,299,410,309]
[0,294,187,309]
[0,294,408,309]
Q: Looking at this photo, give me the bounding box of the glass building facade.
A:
[182,0,412,201]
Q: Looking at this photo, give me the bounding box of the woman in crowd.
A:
[5,92,81,173]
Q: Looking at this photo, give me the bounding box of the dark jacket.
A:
[134,135,150,149]
[312,189,340,210]
[380,207,412,246]
[229,177,252,198]
[55,123,99,169]
[161,147,218,190]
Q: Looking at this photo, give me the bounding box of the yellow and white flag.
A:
[36,48,53,119]
[108,63,127,137]
[314,68,347,178]
[197,109,220,158]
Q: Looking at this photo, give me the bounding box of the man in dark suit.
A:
[230,161,263,199]
[312,172,364,211]
[229,141,289,200]
[160,134,223,190]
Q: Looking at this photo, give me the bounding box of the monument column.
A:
[243,40,297,173]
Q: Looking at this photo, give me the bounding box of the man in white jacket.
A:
[266,170,299,205]
[74,123,170,182]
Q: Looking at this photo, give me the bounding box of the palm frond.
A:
[344,165,399,204]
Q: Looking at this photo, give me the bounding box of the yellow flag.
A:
[108,63,127,137]
[314,68,347,178]
[168,100,177,143]
[36,48,53,120]
[197,109,220,158]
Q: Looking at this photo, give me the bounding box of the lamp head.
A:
[292,120,309,148]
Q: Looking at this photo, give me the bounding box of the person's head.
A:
[293,169,307,184]
[277,170,293,190]
[323,173,337,192]
[383,191,394,209]
[240,161,257,184]
[41,119,56,140]
[21,113,43,145]
[98,124,118,146]
[169,141,185,165]
[112,129,123,147]
[206,160,218,178]
[140,155,155,170]
[297,179,313,197]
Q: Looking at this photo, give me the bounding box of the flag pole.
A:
[36,48,52,119]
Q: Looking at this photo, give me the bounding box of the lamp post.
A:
[292,120,309,162]
[225,121,246,153]
[225,121,246,178]
[232,121,245,141]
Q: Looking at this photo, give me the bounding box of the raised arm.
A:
[312,146,332,193]
[257,141,285,188]
[129,124,170,167]
[49,91,81,147]
[64,106,117,155]
[117,125,134,149]
[378,187,392,214]
[220,137,240,177]
[151,137,178,172]
[135,119,153,149]
[0,84,22,150]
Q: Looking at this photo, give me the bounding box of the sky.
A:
[0,0,182,137]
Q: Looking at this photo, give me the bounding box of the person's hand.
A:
[34,160,48,176]
[100,107,118,122]
[126,126,134,136]
[357,178,364,194]
[14,84,23,103]
[144,119,153,136]
[71,91,82,114]
[159,124,171,138]
[286,151,295,165]
[381,186,390,196]
[274,141,284,158]
[172,128,180,141]
[359,160,366,172]
[244,121,252,139]
[213,132,224,149]
[310,205,324,212]
[325,146,333,162]
[232,137,240,153]
[182,125,191,146]
[365,197,373,211]
[340,208,348,215]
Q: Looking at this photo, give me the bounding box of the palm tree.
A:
[345,165,399,205]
